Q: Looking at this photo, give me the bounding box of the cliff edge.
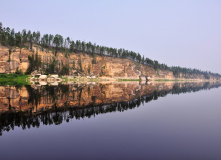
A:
[0,44,220,81]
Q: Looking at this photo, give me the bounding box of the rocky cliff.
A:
[0,44,220,81]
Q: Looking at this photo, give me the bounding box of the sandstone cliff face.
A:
[0,45,220,81]
[0,45,175,79]
[178,73,219,81]
[0,46,29,73]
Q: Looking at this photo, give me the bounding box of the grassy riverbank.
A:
[153,78,221,82]
[154,79,185,82]
[118,79,141,81]
[0,74,30,85]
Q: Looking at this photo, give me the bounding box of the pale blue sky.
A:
[1,0,221,74]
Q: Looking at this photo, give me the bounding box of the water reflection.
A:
[0,81,221,136]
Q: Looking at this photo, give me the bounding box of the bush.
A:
[15,68,23,76]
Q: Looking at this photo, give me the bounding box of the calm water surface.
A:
[0,82,221,160]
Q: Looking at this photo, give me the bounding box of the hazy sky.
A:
[1,0,220,74]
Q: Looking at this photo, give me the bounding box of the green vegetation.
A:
[118,79,141,81]
[25,53,42,74]
[0,73,29,85]
[0,22,221,79]
[154,79,184,82]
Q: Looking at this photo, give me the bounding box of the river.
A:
[0,81,221,160]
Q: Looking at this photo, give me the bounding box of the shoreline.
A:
[0,73,220,86]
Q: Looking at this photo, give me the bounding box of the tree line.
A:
[0,22,220,78]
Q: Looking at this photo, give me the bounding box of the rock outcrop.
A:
[0,44,220,81]
[0,46,29,73]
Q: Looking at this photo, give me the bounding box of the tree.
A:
[66,37,70,49]
[36,31,41,44]
[49,34,53,47]
[29,34,33,50]
[4,27,11,46]
[137,53,141,63]
[0,22,2,31]
[53,34,63,55]
[22,29,27,45]
[15,32,22,47]
[41,34,49,47]
[70,41,75,51]
[141,55,144,64]
[0,22,2,43]
[76,40,81,51]
[8,29,15,46]
[154,60,159,69]
[32,31,36,42]
[81,41,85,53]
[27,30,31,41]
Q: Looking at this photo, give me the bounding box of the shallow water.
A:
[0,81,221,160]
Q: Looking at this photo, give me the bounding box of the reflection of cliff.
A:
[0,82,220,114]
[0,81,221,135]
[0,86,29,112]
[0,82,153,113]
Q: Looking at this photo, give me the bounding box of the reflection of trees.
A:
[171,82,216,95]
[0,82,221,136]
[0,111,40,136]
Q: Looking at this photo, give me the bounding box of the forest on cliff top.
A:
[0,22,220,79]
